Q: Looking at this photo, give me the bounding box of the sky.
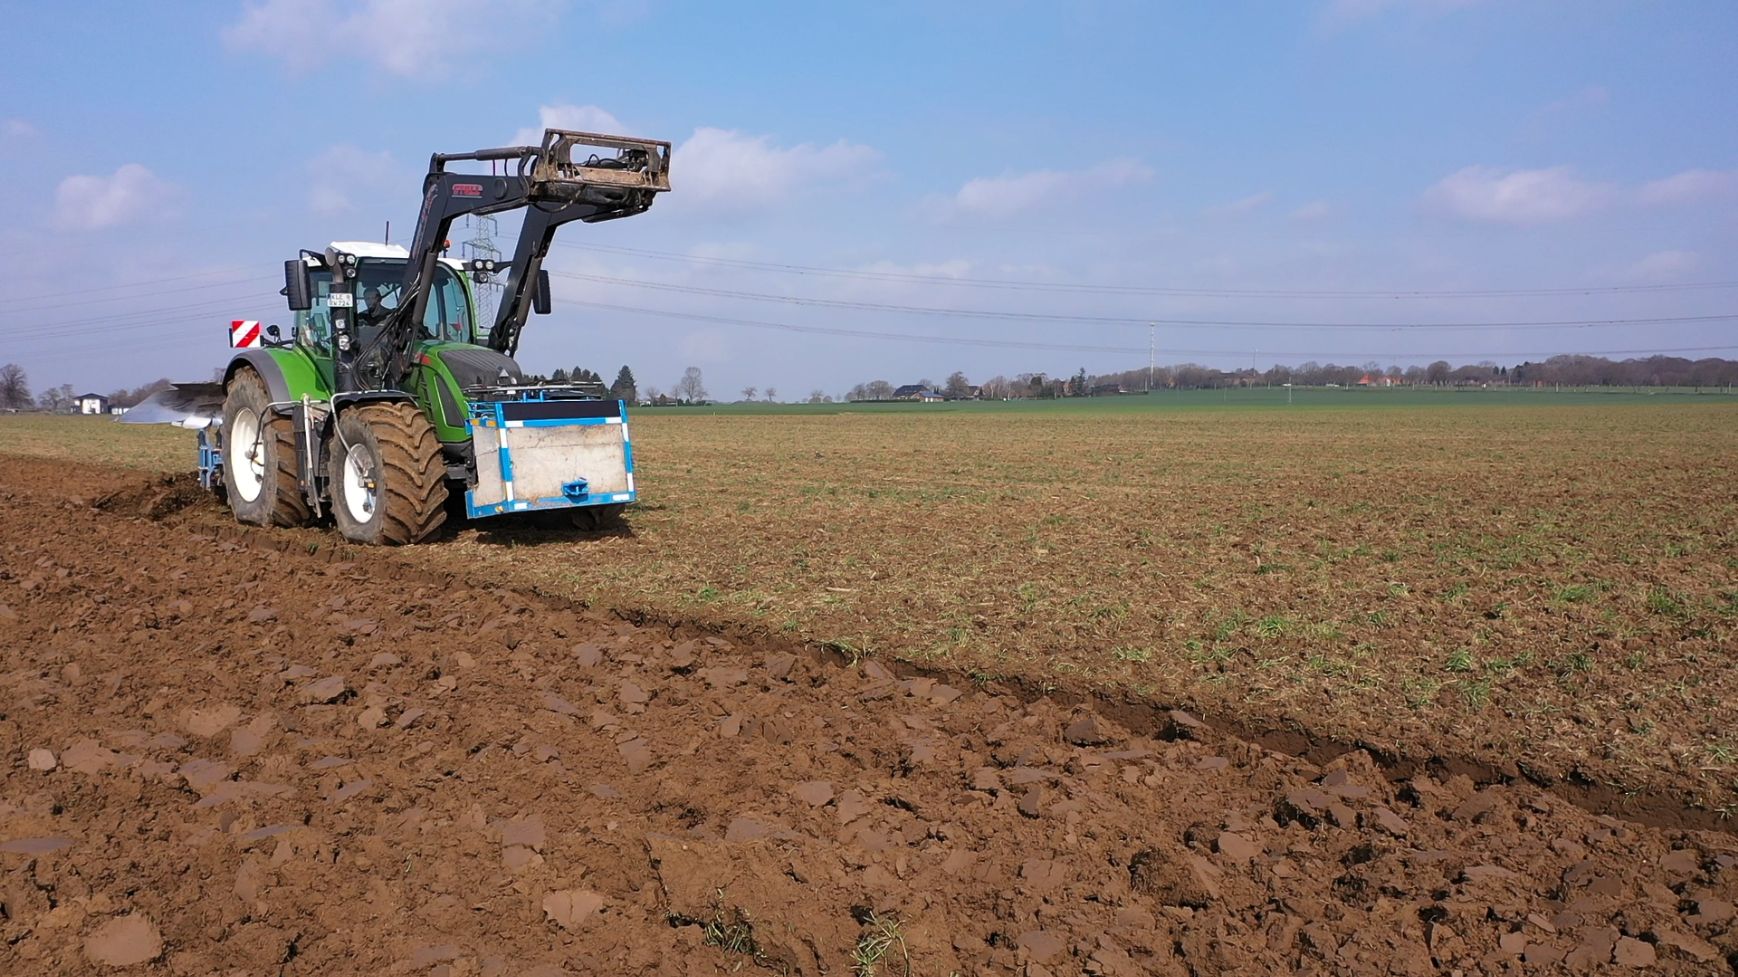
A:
[2,0,1736,399]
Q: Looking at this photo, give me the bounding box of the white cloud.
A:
[3,118,37,141]
[512,105,627,148]
[855,258,976,279]
[52,163,177,230]
[671,127,881,214]
[1209,192,1273,217]
[1422,165,1613,224]
[1290,200,1332,221]
[952,158,1153,219]
[1624,250,1701,283]
[1639,169,1738,206]
[306,146,401,216]
[224,0,561,79]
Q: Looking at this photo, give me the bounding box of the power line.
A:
[555,242,1738,299]
[10,275,277,316]
[8,266,258,305]
[548,270,1738,331]
[565,300,1151,354]
[6,290,286,341]
[562,298,1738,360]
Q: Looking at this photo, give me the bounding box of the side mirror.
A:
[533,269,552,315]
[266,324,281,341]
[284,259,313,311]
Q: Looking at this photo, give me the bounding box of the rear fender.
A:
[226,349,329,412]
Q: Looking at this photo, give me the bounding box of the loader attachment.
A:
[529,129,672,205]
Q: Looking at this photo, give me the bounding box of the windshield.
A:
[296,259,475,351]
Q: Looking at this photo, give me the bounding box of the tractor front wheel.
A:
[327,403,448,545]
[221,368,311,527]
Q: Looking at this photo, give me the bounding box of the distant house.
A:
[892,384,944,402]
[1091,383,1127,396]
[1357,373,1375,386]
[75,393,109,415]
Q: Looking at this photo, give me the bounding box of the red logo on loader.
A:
[230,319,262,349]
[453,183,484,197]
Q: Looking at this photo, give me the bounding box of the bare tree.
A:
[644,385,662,403]
[763,386,777,402]
[0,363,32,409]
[944,371,971,399]
[865,380,894,400]
[740,385,757,402]
[807,389,828,404]
[675,367,708,403]
[39,383,75,413]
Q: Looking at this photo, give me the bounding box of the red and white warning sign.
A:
[229,319,262,349]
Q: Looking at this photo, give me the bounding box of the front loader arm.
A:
[348,129,670,394]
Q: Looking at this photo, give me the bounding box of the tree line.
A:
[846,355,1738,400]
[1090,354,1738,391]
[0,364,175,412]
[7,352,1734,415]
[521,364,640,402]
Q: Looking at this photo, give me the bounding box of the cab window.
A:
[423,267,473,343]
[295,269,333,352]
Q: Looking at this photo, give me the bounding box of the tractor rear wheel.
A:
[327,402,448,545]
[221,368,311,527]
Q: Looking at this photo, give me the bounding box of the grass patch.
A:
[852,911,909,977]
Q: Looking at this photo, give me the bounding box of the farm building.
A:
[1357,374,1404,388]
[892,385,945,402]
[75,393,110,415]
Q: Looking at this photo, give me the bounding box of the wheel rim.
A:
[342,447,377,523]
[231,408,265,503]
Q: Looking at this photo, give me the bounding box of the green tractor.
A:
[129,129,669,544]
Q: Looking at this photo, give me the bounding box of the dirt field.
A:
[5,447,1738,974]
[6,397,1733,821]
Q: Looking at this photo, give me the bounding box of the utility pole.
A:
[1148,322,1155,393]
[462,213,503,333]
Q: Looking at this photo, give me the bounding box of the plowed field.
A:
[4,443,1738,974]
[5,397,1733,817]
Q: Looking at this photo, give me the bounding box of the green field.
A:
[660,385,1738,414]
[5,391,1736,810]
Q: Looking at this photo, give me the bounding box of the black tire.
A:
[570,503,626,531]
[327,402,448,545]
[221,369,311,527]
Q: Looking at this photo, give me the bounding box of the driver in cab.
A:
[356,286,392,345]
[359,287,389,324]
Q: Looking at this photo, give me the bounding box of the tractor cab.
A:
[293,243,480,353]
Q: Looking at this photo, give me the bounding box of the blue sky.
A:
[3,0,1735,398]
